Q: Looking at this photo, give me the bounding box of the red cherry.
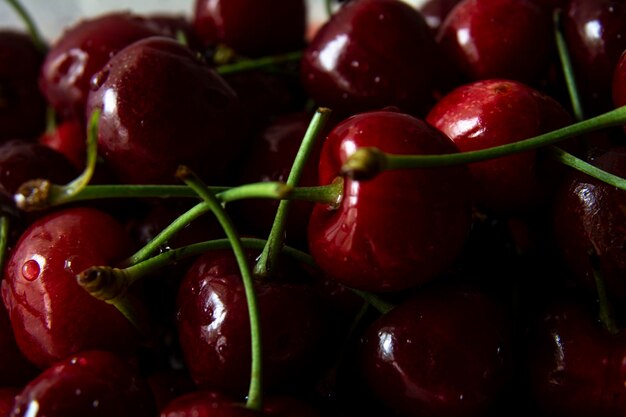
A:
[192,0,306,57]
[1,207,140,368]
[436,0,554,87]
[0,300,38,388]
[160,391,261,417]
[39,12,161,120]
[416,0,463,33]
[360,285,512,417]
[0,388,18,417]
[9,350,156,417]
[86,36,245,185]
[39,119,86,170]
[301,0,444,116]
[308,109,471,292]
[176,249,328,397]
[612,49,626,109]
[426,79,573,213]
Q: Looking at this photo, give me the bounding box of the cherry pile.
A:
[0,0,626,416]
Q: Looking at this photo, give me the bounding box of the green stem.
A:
[216,51,303,75]
[350,289,395,314]
[14,110,100,211]
[553,8,584,121]
[177,166,263,411]
[254,107,332,278]
[341,105,626,178]
[3,0,46,52]
[549,146,626,191]
[0,216,9,273]
[590,250,619,335]
[325,0,334,18]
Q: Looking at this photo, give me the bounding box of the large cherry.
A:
[0,31,47,142]
[86,36,245,185]
[192,0,306,57]
[301,0,444,117]
[1,207,140,368]
[9,350,156,417]
[307,109,471,293]
[436,0,554,87]
[39,12,161,120]
[176,249,328,398]
[426,79,573,214]
[359,285,512,417]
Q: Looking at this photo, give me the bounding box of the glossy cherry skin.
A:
[0,31,47,142]
[563,0,626,116]
[86,36,245,185]
[436,0,553,87]
[192,0,306,57]
[1,207,140,368]
[160,391,261,417]
[301,0,444,117]
[612,49,626,109]
[417,0,463,33]
[552,147,626,300]
[359,285,512,417]
[426,79,573,214]
[526,295,626,416]
[9,350,156,417]
[307,110,471,292]
[0,389,18,417]
[39,12,161,120]
[176,249,328,397]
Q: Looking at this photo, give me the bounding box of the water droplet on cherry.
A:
[21,259,41,281]
[90,69,109,91]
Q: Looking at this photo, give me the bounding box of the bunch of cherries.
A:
[1,0,626,415]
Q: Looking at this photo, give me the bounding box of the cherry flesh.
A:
[1,207,140,368]
[0,31,47,142]
[86,36,245,185]
[308,109,471,292]
[9,350,156,417]
[301,0,444,117]
[426,79,573,214]
[192,0,306,57]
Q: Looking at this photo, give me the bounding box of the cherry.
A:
[192,0,306,57]
[160,391,261,417]
[0,299,38,388]
[145,14,202,51]
[612,49,626,110]
[562,0,626,116]
[39,12,162,120]
[359,285,512,417]
[9,350,156,417]
[426,79,573,214]
[301,0,444,117]
[0,30,47,142]
[526,293,626,416]
[0,388,17,417]
[176,248,328,398]
[436,0,554,87]
[307,109,471,292]
[39,119,86,170]
[552,146,626,300]
[416,0,463,33]
[1,207,140,368]
[86,36,245,185]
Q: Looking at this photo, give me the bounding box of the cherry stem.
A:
[350,289,394,314]
[14,109,100,211]
[589,250,619,335]
[3,0,46,52]
[254,107,332,279]
[325,0,334,18]
[553,8,584,121]
[176,165,264,411]
[340,105,626,179]
[0,216,9,273]
[216,50,303,75]
[549,146,626,191]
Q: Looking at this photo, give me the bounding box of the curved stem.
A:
[350,289,394,314]
[216,50,303,75]
[254,107,332,279]
[549,146,626,191]
[177,166,263,411]
[590,250,619,335]
[0,216,9,273]
[553,8,584,121]
[3,0,46,52]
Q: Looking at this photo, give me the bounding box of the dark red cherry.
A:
[301,0,444,117]
[612,49,626,109]
[552,146,626,300]
[0,300,38,388]
[360,285,512,417]
[0,139,77,195]
[308,110,471,292]
[0,31,47,142]
[144,14,203,51]
[426,79,573,214]
[0,388,18,417]
[39,12,161,120]
[176,249,328,397]
[416,0,463,33]
[1,207,140,368]
[527,295,626,416]
[436,0,554,87]
[160,391,261,417]
[39,119,86,170]
[563,0,626,116]
[9,350,156,417]
[86,36,245,185]
[192,0,306,57]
